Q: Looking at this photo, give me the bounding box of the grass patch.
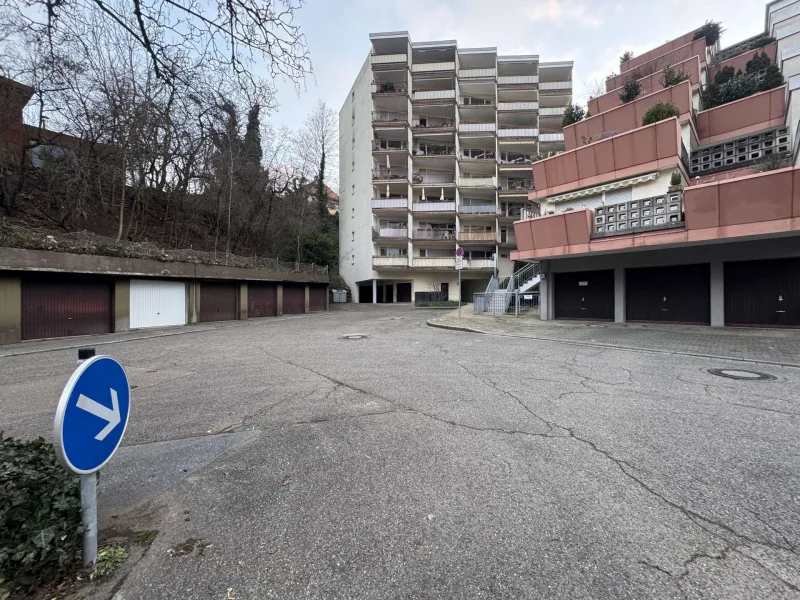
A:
[131,530,158,546]
[89,546,128,581]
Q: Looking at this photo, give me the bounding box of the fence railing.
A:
[474,291,539,315]
[372,197,408,209]
[413,229,456,241]
[458,204,497,214]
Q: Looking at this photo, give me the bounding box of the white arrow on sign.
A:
[76,389,121,441]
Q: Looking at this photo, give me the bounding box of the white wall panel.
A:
[130,279,187,329]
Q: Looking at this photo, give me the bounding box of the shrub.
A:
[532,150,559,162]
[416,300,466,308]
[561,104,586,128]
[754,154,791,172]
[619,79,642,103]
[758,64,784,92]
[620,50,634,63]
[694,20,724,47]
[670,171,682,186]
[714,65,737,85]
[660,64,689,88]
[746,51,772,74]
[751,35,776,49]
[641,101,680,126]
[0,436,82,596]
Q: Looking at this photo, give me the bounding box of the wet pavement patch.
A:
[342,333,367,340]
[708,368,777,381]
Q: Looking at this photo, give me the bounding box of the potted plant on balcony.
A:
[668,171,683,192]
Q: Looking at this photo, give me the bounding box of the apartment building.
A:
[511,0,800,327]
[339,32,572,303]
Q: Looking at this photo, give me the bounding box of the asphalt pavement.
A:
[1,305,800,599]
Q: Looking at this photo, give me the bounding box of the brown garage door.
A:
[725,258,800,327]
[248,283,277,318]
[554,270,614,320]
[309,285,327,312]
[200,282,238,322]
[626,264,709,324]
[283,283,305,314]
[21,278,112,340]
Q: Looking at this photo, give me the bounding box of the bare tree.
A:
[296,100,339,196]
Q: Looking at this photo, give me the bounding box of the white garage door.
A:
[130,280,187,329]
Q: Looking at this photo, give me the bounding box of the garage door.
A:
[283,283,305,314]
[21,278,112,340]
[554,270,614,320]
[397,283,411,302]
[130,280,186,329]
[309,285,327,312]
[248,283,278,318]
[358,285,372,303]
[626,264,709,324]
[200,282,238,322]
[725,258,800,327]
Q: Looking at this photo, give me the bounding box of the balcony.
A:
[458,176,497,188]
[412,119,456,132]
[710,40,777,82]
[373,227,408,240]
[589,56,701,116]
[413,89,456,102]
[458,122,496,133]
[413,144,455,157]
[412,61,456,73]
[498,128,538,138]
[373,256,409,268]
[373,140,408,152]
[460,150,496,161]
[458,204,497,215]
[459,96,495,107]
[498,232,516,245]
[498,101,538,111]
[539,133,564,142]
[372,197,408,210]
[716,35,776,63]
[498,208,524,220]
[371,53,407,66]
[689,127,790,177]
[532,119,683,200]
[371,81,408,95]
[695,86,787,147]
[499,179,533,193]
[412,201,456,212]
[512,168,800,261]
[606,38,706,92]
[498,75,538,85]
[411,172,456,185]
[372,111,408,125]
[412,229,456,241]
[459,68,496,79]
[619,30,697,74]
[499,153,532,166]
[458,231,496,242]
[372,167,408,182]
[413,257,456,268]
[539,107,565,116]
[463,259,496,270]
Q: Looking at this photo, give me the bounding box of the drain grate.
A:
[342,333,367,340]
[708,368,776,381]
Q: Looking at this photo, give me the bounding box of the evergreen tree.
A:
[243,104,263,168]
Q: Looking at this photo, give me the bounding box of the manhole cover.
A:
[342,333,367,340]
[707,368,776,381]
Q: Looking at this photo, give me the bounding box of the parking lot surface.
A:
[1,305,799,599]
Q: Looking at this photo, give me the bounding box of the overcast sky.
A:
[271,0,767,128]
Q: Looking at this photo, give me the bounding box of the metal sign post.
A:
[54,348,131,567]
[455,246,464,320]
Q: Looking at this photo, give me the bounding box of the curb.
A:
[426,319,487,334]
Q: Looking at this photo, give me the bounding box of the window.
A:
[381,248,407,256]
[419,249,427,257]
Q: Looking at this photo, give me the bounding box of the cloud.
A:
[528,0,603,28]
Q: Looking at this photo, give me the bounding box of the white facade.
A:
[339,32,573,302]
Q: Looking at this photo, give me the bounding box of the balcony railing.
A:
[464,259,496,269]
[539,81,572,90]
[372,140,408,151]
[371,81,408,94]
[499,208,525,219]
[499,179,533,191]
[498,101,538,111]
[371,53,407,65]
[373,227,408,239]
[689,127,790,176]
[412,229,456,241]
[372,111,408,123]
[413,257,456,268]
[458,204,497,214]
[411,173,456,184]
[458,176,497,187]
[539,133,564,142]
[459,97,495,106]
[458,231,496,241]
[459,68,496,79]
[372,198,408,209]
[520,207,540,220]
[412,61,456,73]
[461,150,496,160]
[498,232,516,244]
[413,89,456,101]
[458,122,496,133]
[413,119,456,129]
[539,107,565,116]
[498,75,538,85]
[498,128,538,138]
[373,256,409,267]
[593,192,684,236]
[412,201,456,212]
[413,145,455,157]
[499,154,532,165]
[372,168,408,181]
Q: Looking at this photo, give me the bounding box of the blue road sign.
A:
[54,356,131,474]
[455,246,464,257]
